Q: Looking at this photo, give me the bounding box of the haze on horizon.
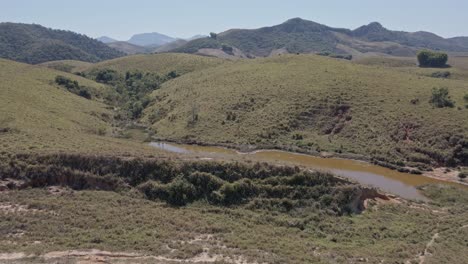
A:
[1,0,468,40]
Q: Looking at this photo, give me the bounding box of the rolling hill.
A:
[2,37,468,264]
[143,54,468,168]
[0,23,124,64]
[154,39,189,53]
[173,18,468,58]
[0,58,158,155]
[84,53,227,76]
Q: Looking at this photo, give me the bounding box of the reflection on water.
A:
[150,142,457,200]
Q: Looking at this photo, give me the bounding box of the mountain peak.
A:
[367,22,384,28]
[352,21,389,39]
[97,36,118,44]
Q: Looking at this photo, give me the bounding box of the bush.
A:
[417,50,448,68]
[216,179,258,205]
[95,69,121,84]
[55,75,79,90]
[458,171,467,179]
[187,171,225,198]
[55,75,92,99]
[430,71,451,78]
[221,44,234,55]
[165,177,197,206]
[429,87,454,108]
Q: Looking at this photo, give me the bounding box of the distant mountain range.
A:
[173,18,468,58]
[0,23,124,64]
[96,34,206,54]
[2,19,468,64]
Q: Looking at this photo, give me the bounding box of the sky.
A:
[1,0,467,40]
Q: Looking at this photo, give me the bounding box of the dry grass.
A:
[0,184,467,263]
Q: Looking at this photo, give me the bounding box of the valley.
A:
[1,12,468,264]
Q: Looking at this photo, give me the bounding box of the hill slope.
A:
[143,54,468,167]
[0,58,156,155]
[85,53,227,76]
[97,36,118,43]
[0,23,124,64]
[174,18,468,58]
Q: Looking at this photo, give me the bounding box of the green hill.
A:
[174,18,468,58]
[0,58,157,155]
[0,23,124,64]
[1,47,468,264]
[39,60,94,73]
[84,53,227,76]
[143,54,468,167]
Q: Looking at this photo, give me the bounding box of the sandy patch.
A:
[423,168,467,185]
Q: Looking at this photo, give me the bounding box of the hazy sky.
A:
[1,0,467,40]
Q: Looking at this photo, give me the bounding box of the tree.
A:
[429,87,454,108]
[417,50,448,68]
[209,32,218,39]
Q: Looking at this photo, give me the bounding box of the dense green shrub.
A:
[221,44,234,55]
[429,87,454,108]
[88,68,179,119]
[215,179,258,205]
[95,69,121,84]
[187,171,225,198]
[55,75,92,99]
[417,50,448,68]
[0,154,364,214]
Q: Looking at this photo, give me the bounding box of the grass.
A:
[0,58,162,156]
[143,54,468,167]
[83,53,228,76]
[1,53,468,263]
[39,60,93,73]
[1,183,467,263]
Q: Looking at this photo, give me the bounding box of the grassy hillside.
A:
[144,54,468,167]
[0,58,159,155]
[0,23,124,64]
[84,53,227,76]
[39,60,94,73]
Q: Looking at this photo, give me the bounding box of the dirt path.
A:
[418,232,439,264]
[0,249,261,264]
[0,234,263,264]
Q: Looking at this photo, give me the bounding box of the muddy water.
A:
[150,142,455,200]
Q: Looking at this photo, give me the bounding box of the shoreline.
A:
[150,138,468,187]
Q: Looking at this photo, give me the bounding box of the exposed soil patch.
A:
[0,203,42,214]
[423,168,467,185]
[0,178,26,191]
[3,237,264,264]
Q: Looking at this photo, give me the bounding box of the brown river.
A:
[150,142,459,200]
